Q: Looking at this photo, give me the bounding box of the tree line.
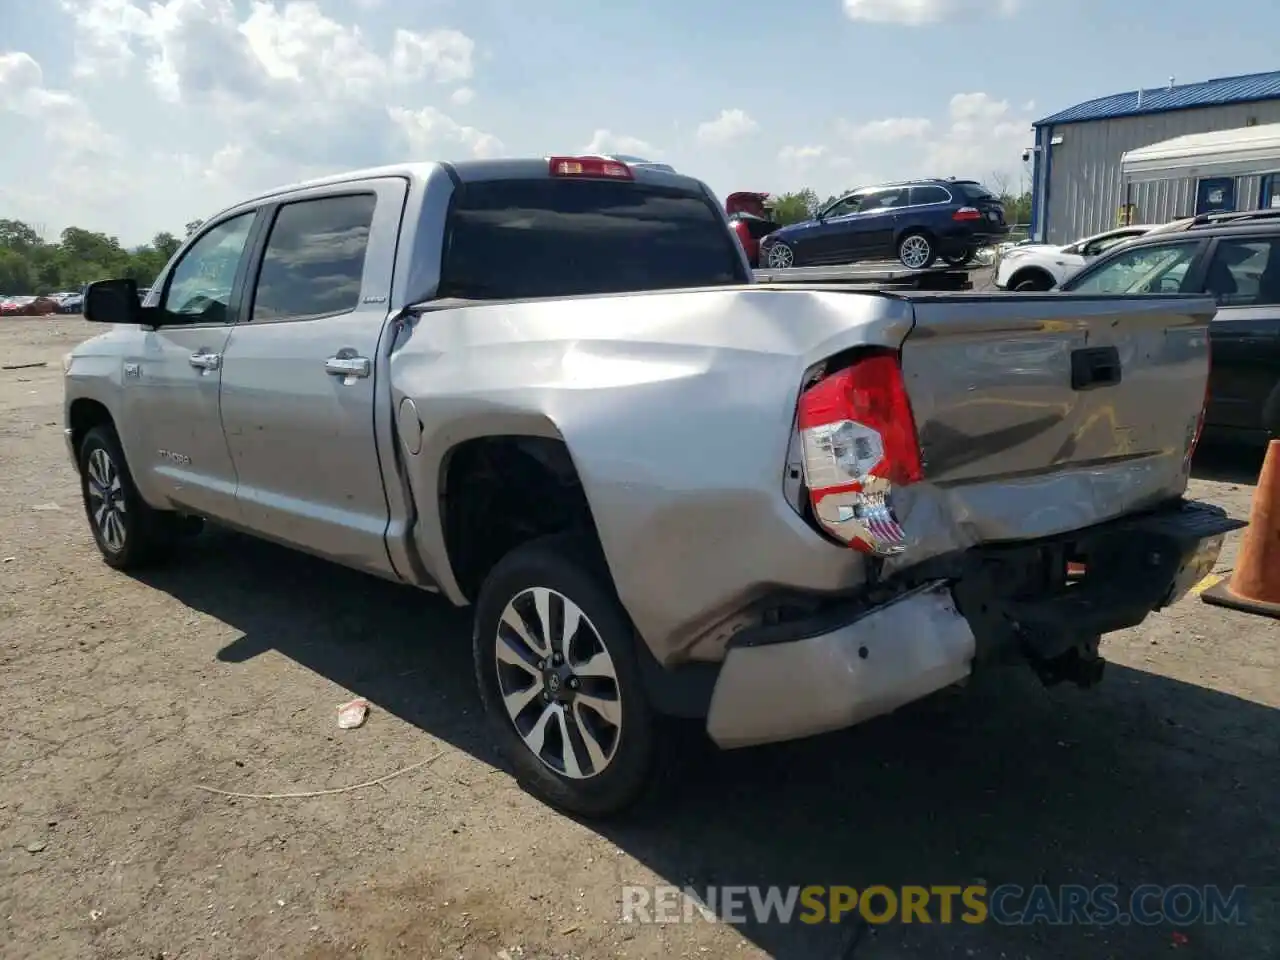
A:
[0,218,202,296]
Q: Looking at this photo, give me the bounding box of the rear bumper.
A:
[704,499,1242,749]
[706,581,974,748]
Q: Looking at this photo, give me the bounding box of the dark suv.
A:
[757,178,1008,270]
[1059,209,1280,445]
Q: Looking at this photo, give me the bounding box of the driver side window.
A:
[1067,241,1200,294]
[160,212,256,325]
[823,195,863,219]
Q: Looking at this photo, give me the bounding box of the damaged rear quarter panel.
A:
[389,286,915,664]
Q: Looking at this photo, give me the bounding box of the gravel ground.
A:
[0,316,1276,960]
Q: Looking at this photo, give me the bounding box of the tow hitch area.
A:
[948,500,1244,688]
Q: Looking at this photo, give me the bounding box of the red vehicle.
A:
[725,192,781,268]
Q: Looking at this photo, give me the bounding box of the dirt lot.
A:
[1,317,1277,960]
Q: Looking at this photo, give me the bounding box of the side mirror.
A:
[84,278,144,325]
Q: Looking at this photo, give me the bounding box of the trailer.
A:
[751,262,973,290]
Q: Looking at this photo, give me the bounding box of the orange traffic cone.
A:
[1202,439,1280,619]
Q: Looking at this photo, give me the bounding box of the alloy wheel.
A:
[86,447,127,552]
[494,586,623,780]
[767,243,794,268]
[900,235,932,269]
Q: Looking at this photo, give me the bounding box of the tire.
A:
[1013,273,1055,291]
[765,241,795,269]
[473,535,657,818]
[897,231,936,269]
[942,249,972,267]
[77,425,201,570]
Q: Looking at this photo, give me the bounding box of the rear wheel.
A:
[765,241,795,269]
[942,249,972,267]
[897,232,935,269]
[473,536,657,818]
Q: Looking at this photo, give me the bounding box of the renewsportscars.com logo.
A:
[620,884,1250,927]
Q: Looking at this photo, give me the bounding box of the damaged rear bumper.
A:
[704,499,1242,750]
[706,580,973,749]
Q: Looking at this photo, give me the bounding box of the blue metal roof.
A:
[1035,70,1280,127]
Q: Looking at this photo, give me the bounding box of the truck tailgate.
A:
[892,293,1215,553]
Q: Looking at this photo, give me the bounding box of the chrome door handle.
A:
[325,356,371,378]
[189,352,221,371]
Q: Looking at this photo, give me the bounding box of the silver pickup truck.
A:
[64,155,1241,817]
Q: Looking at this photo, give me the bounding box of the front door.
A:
[118,210,259,521]
[804,194,862,265]
[218,180,407,579]
[849,186,907,260]
[1196,235,1280,433]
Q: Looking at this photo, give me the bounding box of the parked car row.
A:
[0,291,84,315]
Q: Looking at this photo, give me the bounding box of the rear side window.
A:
[953,182,998,202]
[252,193,377,321]
[438,179,747,300]
[1201,237,1280,306]
[909,185,951,205]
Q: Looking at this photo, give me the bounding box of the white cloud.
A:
[582,129,661,158]
[450,86,475,106]
[389,27,474,84]
[825,92,1033,191]
[389,106,505,159]
[778,144,827,169]
[842,0,1022,24]
[696,108,758,145]
[0,52,115,158]
[46,1,500,203]
[839,116,933,143]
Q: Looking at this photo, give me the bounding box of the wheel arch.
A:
[1007,265,1057,290]
[436,429,611,605]
[68,398,116,457]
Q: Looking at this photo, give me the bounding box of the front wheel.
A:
[765,241,795,269]
[77,425,201,570]
[897,232,935,269]
[1013,274,1055,291]
[473,536,657,818]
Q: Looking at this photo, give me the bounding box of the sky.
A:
[2,0,1280,246]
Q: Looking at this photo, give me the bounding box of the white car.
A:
[995,225,1157,291]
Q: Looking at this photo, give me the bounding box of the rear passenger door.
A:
[218,178,408,578]
[1193,235,1280,434]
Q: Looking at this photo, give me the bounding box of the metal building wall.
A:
[1042,100,1280,243]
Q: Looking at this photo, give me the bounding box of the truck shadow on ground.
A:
[137,531,1279,960]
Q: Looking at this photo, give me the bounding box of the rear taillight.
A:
[953,207,982,221]
[548,156,633,179]
[796,351,923,556]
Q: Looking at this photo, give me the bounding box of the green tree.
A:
[769,189,819,225]
[153,232,181,261]
[0,217,190,296]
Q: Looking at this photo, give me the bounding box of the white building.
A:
[1030,70,1280,244]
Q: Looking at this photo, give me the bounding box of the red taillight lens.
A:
[953,206,981,221]
[548,156,633,179]
[796,351,923,555]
